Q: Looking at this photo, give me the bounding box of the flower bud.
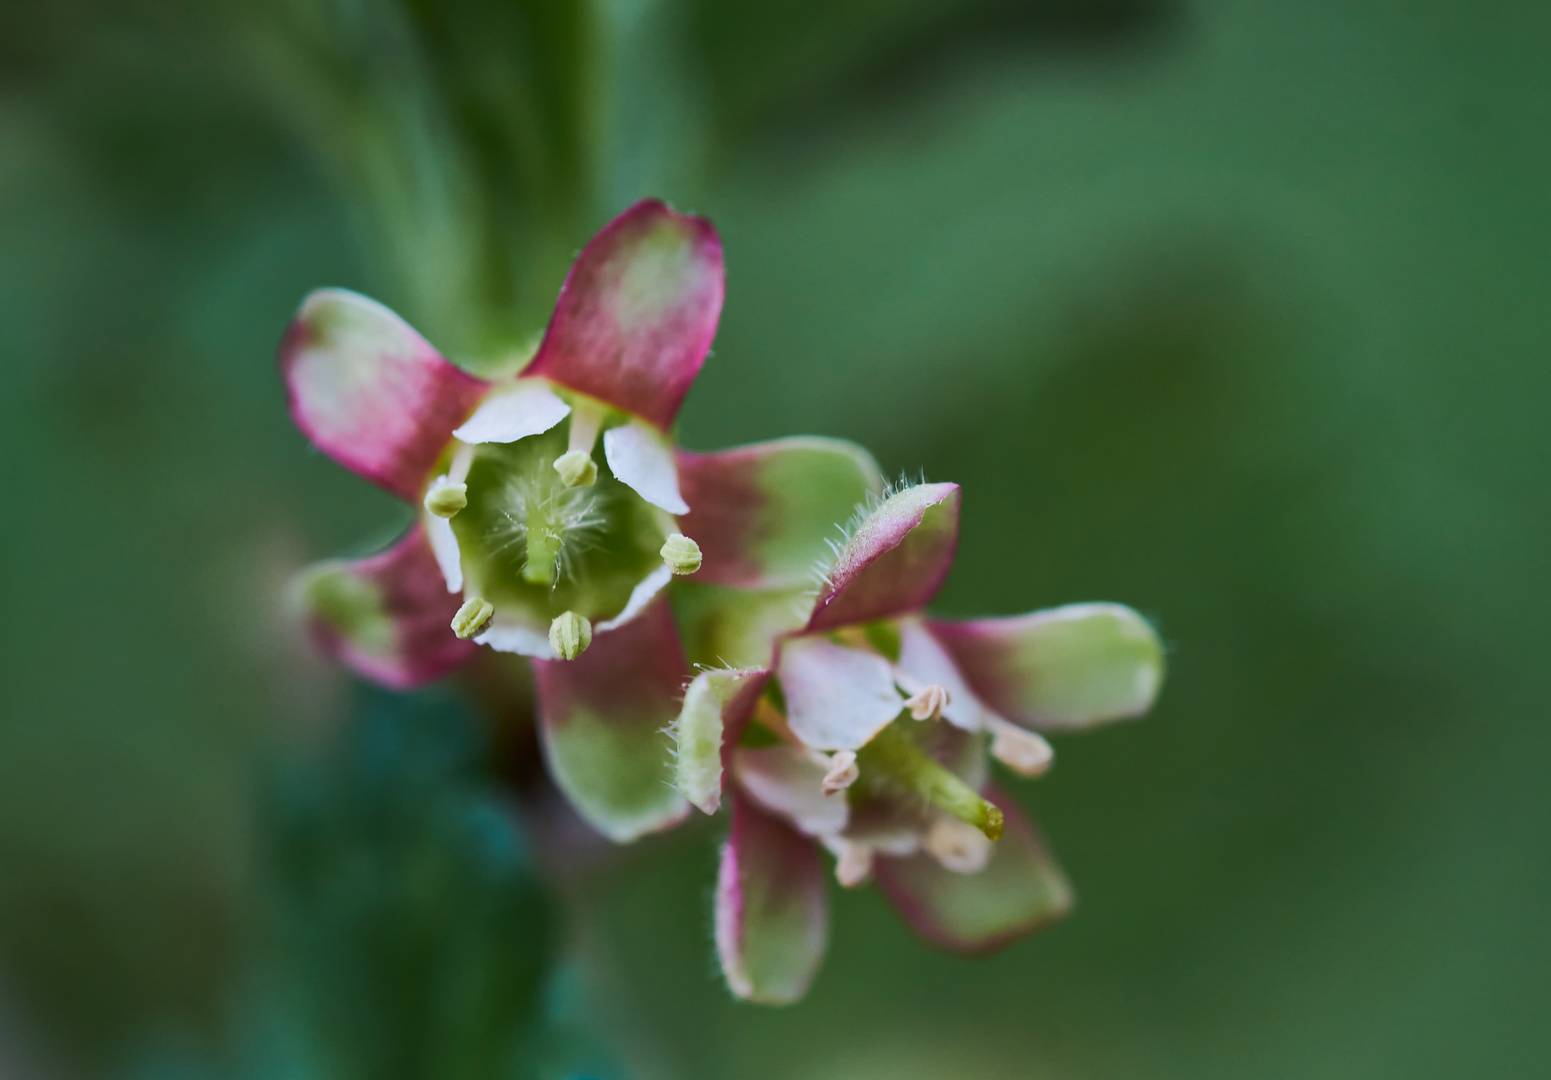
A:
[548,610,593,660]
[423,478,468,518]
[903,684,950,721]
[659,532,702,576]
[552,449,597,488]
[451,597,494,639]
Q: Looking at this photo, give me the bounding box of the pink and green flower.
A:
[283,198,883,842]
[667,482,1165,1003]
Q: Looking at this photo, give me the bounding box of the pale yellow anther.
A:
[548,611,593,660]
[820,750,860,796]
[423,478,468,518]
[904,684,950,721]
[835,842,874,888]
[925,816,993,874]
[990,722,1054,778]
[450,597,494,640]
[552,449,597,488]
[659,532,702,576]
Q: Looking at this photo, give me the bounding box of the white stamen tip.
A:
[451,597,494,640]
[990,723,1054,778]
[821,750,860,796]
[835,841,874,888]
[659,532,702,575]
[552,449,597,488]
[423,477,468,518]
[925,816,993,874]
[904,684,950,721]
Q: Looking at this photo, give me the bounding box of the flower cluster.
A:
[281,199,1163,1005]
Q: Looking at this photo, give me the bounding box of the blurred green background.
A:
[2,0,1548,1076]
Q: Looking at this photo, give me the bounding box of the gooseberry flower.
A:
[667,482,1165,1003]
[283,198,887,843]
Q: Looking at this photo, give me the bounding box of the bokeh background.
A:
[3,0,1548,1076]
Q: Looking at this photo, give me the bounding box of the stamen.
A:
[834,841,874,888]
[820,750,859,796]
[925,816,993,874]
[989,720,1054,778]
[548,611,593,660]
[858,722,1003,841]
[424,477,468,518]
[660,532,702,575]
[567,398,606,456]
[451,597,494,640]
[903,684,950,721]
[552,449,597,488]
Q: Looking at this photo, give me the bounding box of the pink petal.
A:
[873,787,1073,956]
[523,200,723,430]
[733,744,849,837]
[928,603,1164,732]
[531,596,692,842]
[777,636,902,751]
[715,793,829,1004]
[807,483,961,633]
[893,617,995,732]
[675,437,884,589]
[672,667,769,815]
[296,523,476,689]
[280,289,488,501]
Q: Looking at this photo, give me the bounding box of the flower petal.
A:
[525,200,723,430]
[733,744,848,837]
[531,597,691,842]
[873,787,1073,955]
[675,437,885,589]
[893,618,994,732]
[603,421,690,514]
[929,603,1164,732]
[596,564,674,632]
[715,794,829,1005]
[672,668,769,815]
[280,289,488,501]
[475,615,554,658]
[807,483,960,632]
[295,523,475,688]
[778,636,902,751]
[450,380,570,444]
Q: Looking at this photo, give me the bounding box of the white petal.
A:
[604,421,689,515]
[734,745,849,836]
[475,617,554,658]
[451,380,570,444]
[596,563,673,632]
[778,636,903,751]
[894,619,993,731]
[424,510,463,593]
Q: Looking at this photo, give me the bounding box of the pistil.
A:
[858,721,1003,841]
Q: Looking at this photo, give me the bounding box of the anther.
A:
[925,816,993,874]
[423,477,468,518]
[548,611,593,660]
[552,449,597,488]
[990,721,1054,778]
[821,750,859,796]
[834,842,874,888]
[451,597,494,639]
[660,533,702,576]
[904,684,950,721]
